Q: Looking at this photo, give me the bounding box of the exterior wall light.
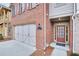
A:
[37,24,42,30]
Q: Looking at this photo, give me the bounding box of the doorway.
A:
[54,23,69,47]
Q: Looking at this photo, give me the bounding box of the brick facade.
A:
[46,4,53,45]
[11,3,48,49]
[11,3,73,52]
[69,17,73,51]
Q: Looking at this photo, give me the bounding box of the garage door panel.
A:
[18,26,21,42]
[25,25,29,36]
[18,26,21,41]
[25,37,35,46]
[15,26,19,40]
[15,24,36,47]
[29,24,36,46]
[21,26,25,42]
[29,24,36,36]
[29,37,36,46]
[24,37,30,45]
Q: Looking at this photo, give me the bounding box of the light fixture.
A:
[37,24,42,30]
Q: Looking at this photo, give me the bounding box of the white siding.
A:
[73,17,79,53]
[49,3,74,18]
[73,3,79,53]
[77,3,79,13]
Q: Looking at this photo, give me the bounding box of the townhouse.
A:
[11,3,79,54]
[0,4,11,40]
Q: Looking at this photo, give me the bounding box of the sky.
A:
[0,3,10,7]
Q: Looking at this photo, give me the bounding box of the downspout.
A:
[43,3,47,50]
[72,3,76,53]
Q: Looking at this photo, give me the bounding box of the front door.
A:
[56,25,65,46]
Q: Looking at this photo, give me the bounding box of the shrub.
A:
[0,34,4,40]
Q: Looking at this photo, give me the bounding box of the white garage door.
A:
[15,24,36,47]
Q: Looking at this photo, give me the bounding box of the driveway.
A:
[0,40,36,56]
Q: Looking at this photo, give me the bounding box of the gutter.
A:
[43,3,47,50]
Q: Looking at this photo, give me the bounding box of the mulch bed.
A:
[31,46,54,56]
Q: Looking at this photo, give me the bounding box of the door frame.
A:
[54,23,69,45]
[56,25,66,44]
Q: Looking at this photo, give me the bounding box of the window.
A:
[32,3,39,8]
[57,26,65,38]
[22,3,25,12]
[29,3,32,9]
[19,3,26,14]
[31,3,37,8]
[26,3,29,9]
[11,5,15,16]
[19,3,22,14]
[27,3,39,9]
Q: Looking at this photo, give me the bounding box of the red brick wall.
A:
[46,4,53,46]
[36,4,45,49]
[11,3,47,50]
[69,17,73,51]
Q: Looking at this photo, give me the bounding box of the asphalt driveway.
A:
[0,40,36,56]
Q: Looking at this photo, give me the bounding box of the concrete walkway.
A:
[0,40,36,56]
[50,43,69,56]
[50,45,68,56]
[51,48,67,56]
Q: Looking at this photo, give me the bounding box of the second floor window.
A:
[27,3,39,10]
[19,3,25,14]
[22,3,25,12]
[31,3,39,8]
[19,3,22,14]
[11,5,15,16]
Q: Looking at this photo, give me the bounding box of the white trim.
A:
[49,13,73,19]
[44,4,47,49]
[54,22,69,44]
[73,3,76,54]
